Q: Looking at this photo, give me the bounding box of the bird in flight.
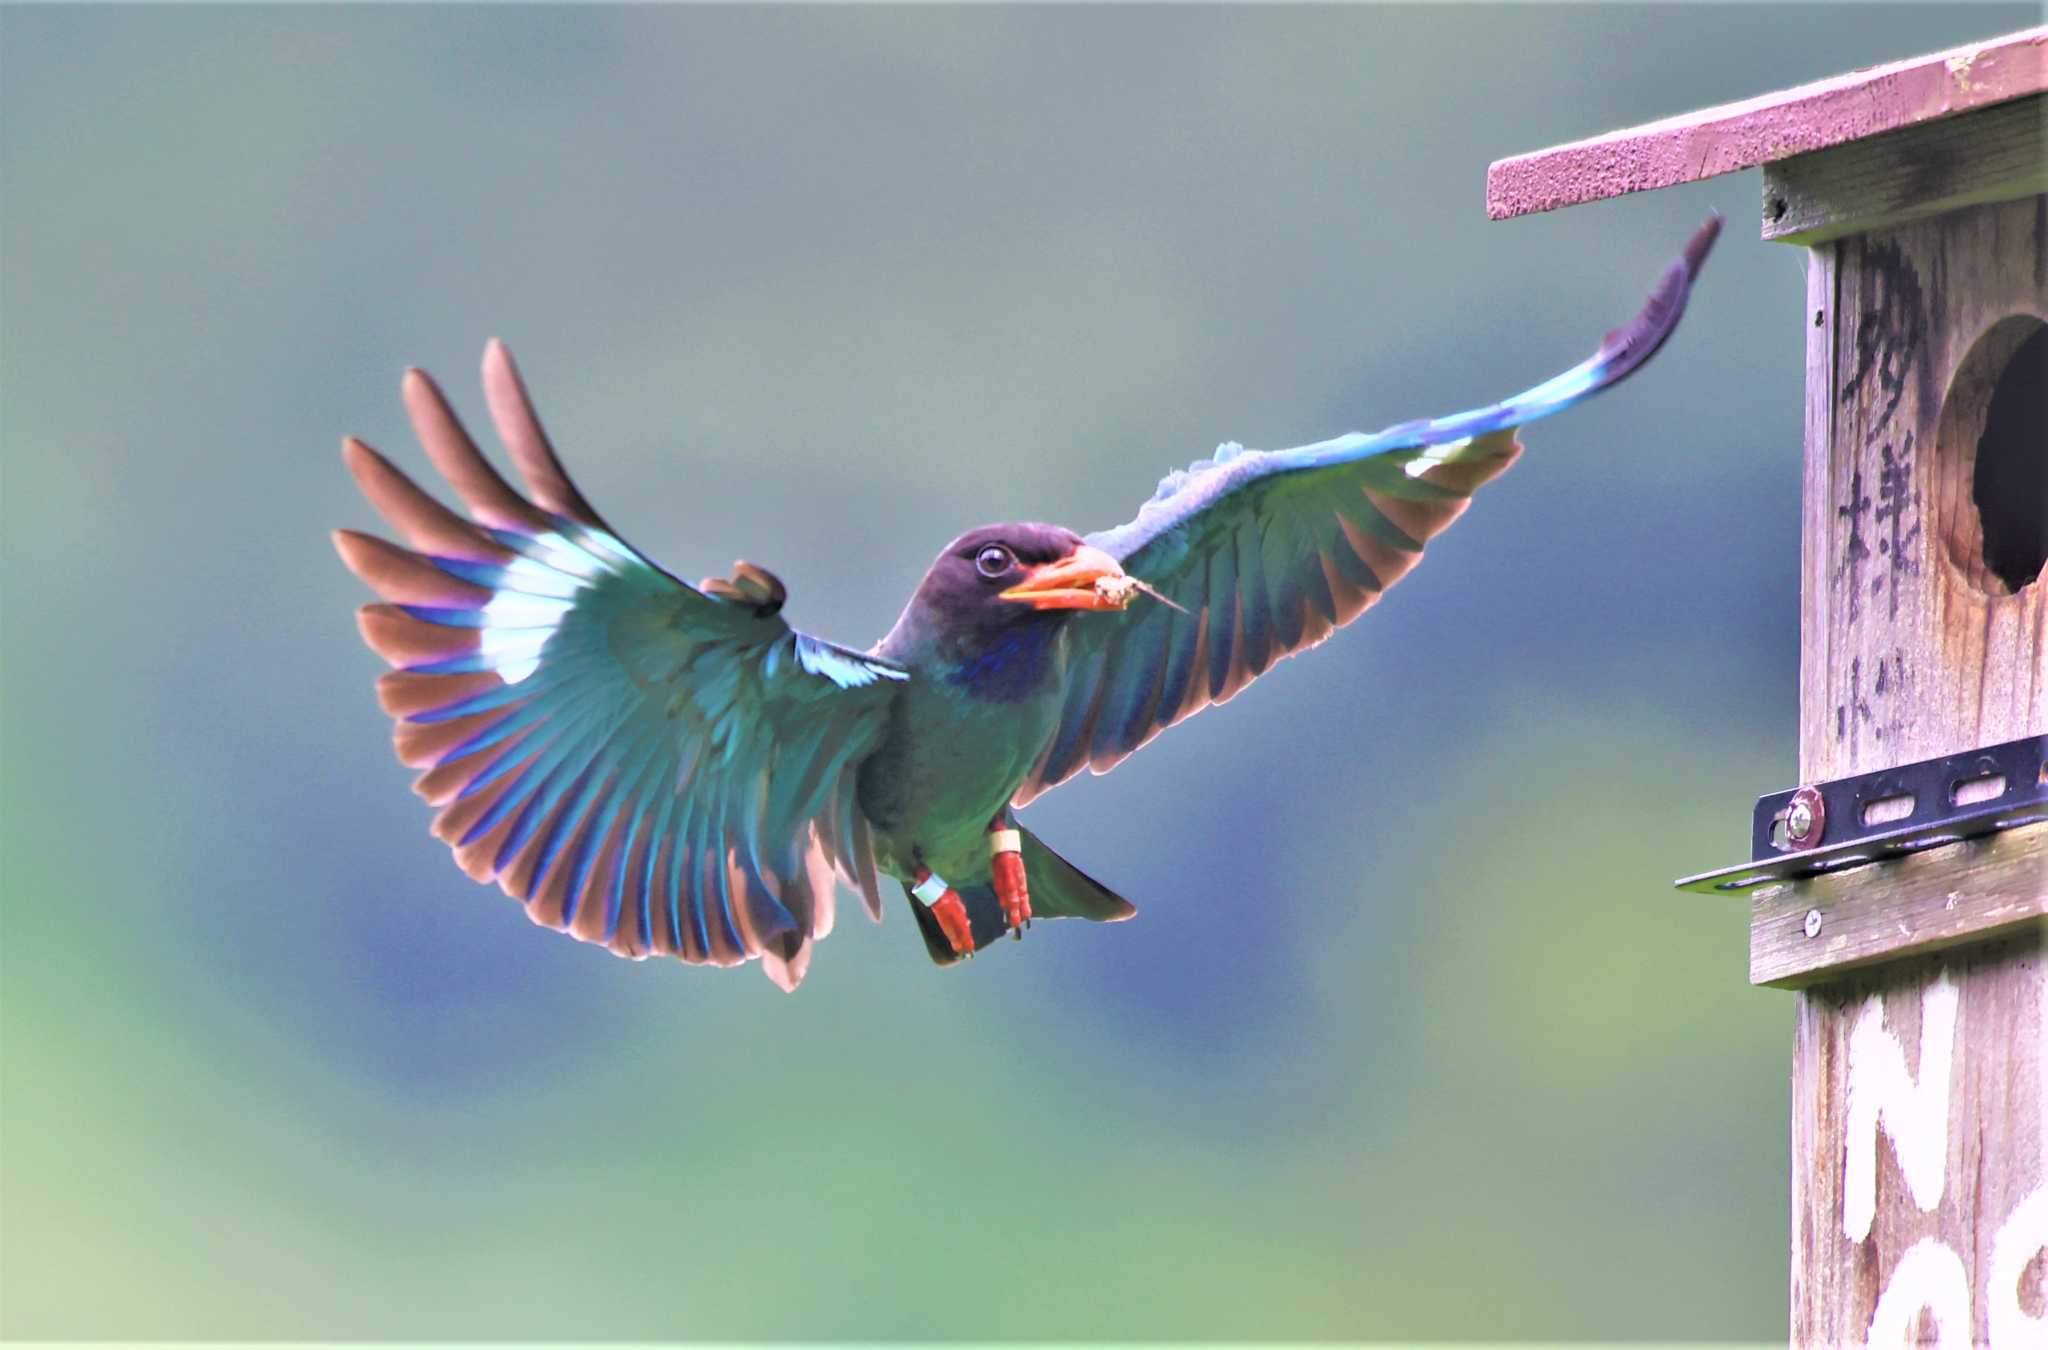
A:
[335,216,1719,990]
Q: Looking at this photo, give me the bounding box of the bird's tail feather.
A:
[1022,828,1136,923]
[906,826,1135,965]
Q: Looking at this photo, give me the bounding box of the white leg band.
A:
[987,828,1022,855]
[911,872,951,905]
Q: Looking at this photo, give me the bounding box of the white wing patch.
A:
[1401,434,1475,479]
[796,635,910,689]
[472,526,628,684]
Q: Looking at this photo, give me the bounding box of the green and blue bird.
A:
[335,217,1719,989]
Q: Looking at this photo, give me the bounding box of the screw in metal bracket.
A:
[1785,786,1826,849]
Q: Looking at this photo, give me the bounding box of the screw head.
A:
[1804,908,1823,939]
[1784,786,1826,849]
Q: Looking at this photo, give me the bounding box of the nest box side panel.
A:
[1760,196,2048,986]
[1787,192,2047,1346]
[1789,930,2047,1347]
[1800,194,2046,781]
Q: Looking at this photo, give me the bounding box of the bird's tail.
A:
[907,826,1136,964]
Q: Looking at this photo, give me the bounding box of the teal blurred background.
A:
[2,3,2032,1339]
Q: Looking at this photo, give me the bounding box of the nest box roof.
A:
[1487,25,2047,221]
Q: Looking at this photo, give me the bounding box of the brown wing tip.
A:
[399,365,448,416]
[700,561,788,617]
[354,602,393,653]
[760,936,809,992]
[356,601,479,668]
[1684,212,1723,278]
[480,341,519,410]
[340,435,397,488]
[332,524,390,555]
[332,528,380,584]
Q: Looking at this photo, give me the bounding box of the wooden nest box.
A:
[1491,27,2047,1346]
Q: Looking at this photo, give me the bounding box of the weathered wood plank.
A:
[1800,195,2047,787]
[1763,93,2048,246]
[1486,26,2047,221]
[1788,193,2048,1345]
[1750,826,2048,988]
[1790,932,2047,1346]
[1798,242,1838,778]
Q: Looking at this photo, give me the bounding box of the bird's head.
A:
[921,523,1133,623]
[882,523,1134,666]
[881,523,1184,678]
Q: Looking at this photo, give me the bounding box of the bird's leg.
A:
[989,817,1030,936]
[911,867,974,957]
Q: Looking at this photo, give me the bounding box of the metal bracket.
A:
[1674,734,2048,896]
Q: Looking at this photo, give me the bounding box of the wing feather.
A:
[337,345,908,988]
[481,339,612,531]
[1016,216,1719,804]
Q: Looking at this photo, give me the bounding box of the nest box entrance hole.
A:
[1938,314,2047,596]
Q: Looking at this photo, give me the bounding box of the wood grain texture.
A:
[1750,826,2048,988]
[1790,932,2046,1346]
[1799,195,2047,786]
[1787,193,2048,1345]
[1763,94,2048,246]
[1486,26,2046,221]
[1799,241,1840,780]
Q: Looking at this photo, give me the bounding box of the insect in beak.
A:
[999,546,1184,613]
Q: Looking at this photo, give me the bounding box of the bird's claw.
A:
[929,891,975,958]
[991,846,1031,936]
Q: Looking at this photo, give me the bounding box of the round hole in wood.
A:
[1936,315,2047,596]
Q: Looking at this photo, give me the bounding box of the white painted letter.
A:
[1989,1184,2048,1347]
[1865,1238,1970,1349]
[1843,970,1959,1243]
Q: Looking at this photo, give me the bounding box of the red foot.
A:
[914,868,975,956]
[991,848,1031,933]
[929,891,975,956]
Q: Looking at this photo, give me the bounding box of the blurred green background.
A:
[2,3,2032,1340]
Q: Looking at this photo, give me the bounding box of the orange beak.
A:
[998,544,1133,611]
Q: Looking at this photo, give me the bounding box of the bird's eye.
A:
[973,544,1016,578]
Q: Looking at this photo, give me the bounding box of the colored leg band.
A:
[911,871,951,905]
[988,827,1030,934]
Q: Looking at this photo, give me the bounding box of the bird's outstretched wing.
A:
[335,342,907,990]
[1015,216,1720,804]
